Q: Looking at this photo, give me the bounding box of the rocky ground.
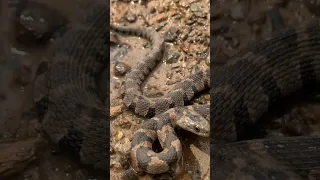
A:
[1,0,320,180]
[110,0,210,179]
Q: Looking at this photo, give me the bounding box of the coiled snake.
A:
[33,0,210,176]
[211,17,320,179]
[34,1,109,170]
[32,0,320,178]
[111,23,210,175]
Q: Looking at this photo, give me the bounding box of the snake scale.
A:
[32,0,210,176]
[211,15,320,179]
[111,22,210,175]
[34,0,109,170]
[31,0,320,178]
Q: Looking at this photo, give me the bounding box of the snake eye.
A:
[195,126,200,132]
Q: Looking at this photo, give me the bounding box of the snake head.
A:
[175,110,210,137]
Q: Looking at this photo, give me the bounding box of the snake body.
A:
[33,1,109,170]
[31,0,320,178]
[111,24,210,174]
[33,0,210,175]
[211,18,320,179]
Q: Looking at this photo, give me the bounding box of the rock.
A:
[164,27,179,42]
[117,131,124,140]
[110,105,124,118]
[114,138,131,154]
[112,47,128,63]
[190,3,202,12]
[165,51,181,64]
[180,33,188,41]
[114,61,131,76]
[124,12,137,23]
[230,3,247,20]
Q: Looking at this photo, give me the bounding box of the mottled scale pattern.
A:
[211,19,320,179]
[111,23,210,175]
[111,24,210,118]
[211,20,320,141]
[33,1,109,170]
[130,104,210,174]
[212,136,320,180]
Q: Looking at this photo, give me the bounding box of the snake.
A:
[30,0,320,178]
[210,9,320,179]
[33,0,109,170]
[110,23,210,174]
[31,0,210,176]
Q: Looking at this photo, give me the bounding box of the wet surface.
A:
[1,0,320,180]
[110,0,209,179]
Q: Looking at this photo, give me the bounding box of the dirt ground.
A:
[1,0,320,180]
[110,0,210,179]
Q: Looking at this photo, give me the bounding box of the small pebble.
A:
[117,131,124,140]
[114,61,131,76]
[165,51,181,64]
[190,3,202,12]
[164,27,179,42]
[124,12,137,23]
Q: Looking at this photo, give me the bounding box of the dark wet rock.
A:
[15,2,68,46]
[119,155,130,169]
[164,27,179,42]
[230,3,247,20]
[114,61,131,76]
[303,0,320,17]
[165,51,181,64]
[180,33,188,41]
[197,18,207,26]
[186,17,197,25]
[124,12,137,23]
